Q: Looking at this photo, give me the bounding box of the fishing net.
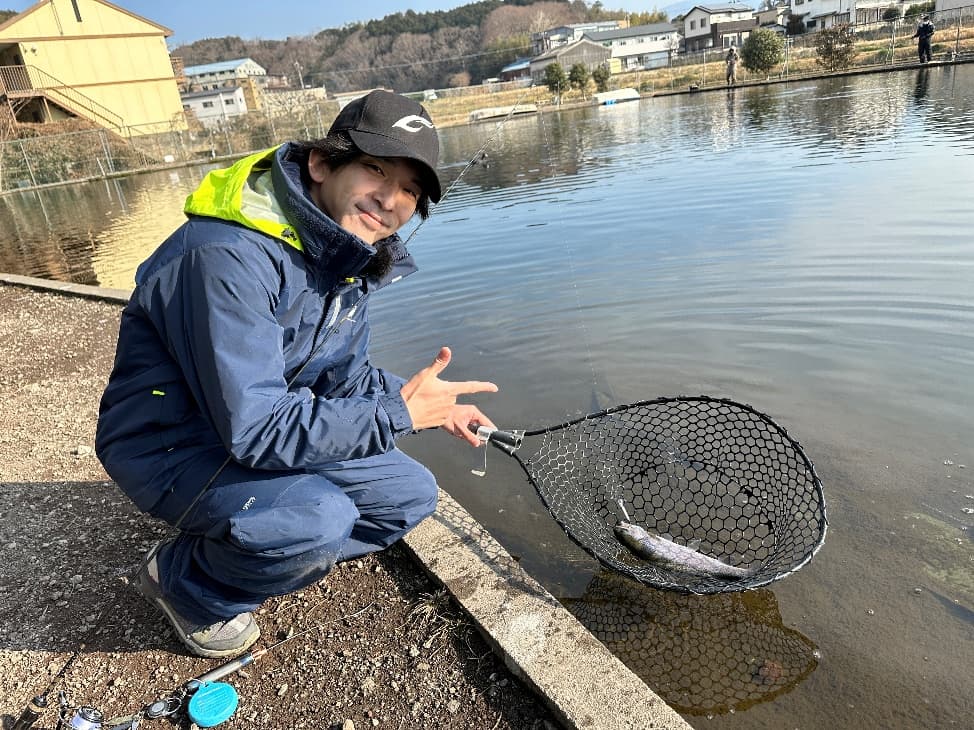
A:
[484,396,827,594]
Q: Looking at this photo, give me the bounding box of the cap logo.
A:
[392,115,435,133]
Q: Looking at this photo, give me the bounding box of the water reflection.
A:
[2,67,970,292]
[1,66,973,729]
[564,572,818,716]
[741,85,780,129]
[924,65,974,140]
[0,187,100,284]
[0,166,207,289]
[914,67,931,103]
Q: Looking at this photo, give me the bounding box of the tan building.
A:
[0,0,185,136]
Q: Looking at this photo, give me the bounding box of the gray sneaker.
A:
[132,542,260,658]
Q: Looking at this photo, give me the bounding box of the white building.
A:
[584,23,680,70]
[935,0,974,12]
[183,58,267,91]
[755,2,789,26]
[787,0,854,30]
[683,4,757,51]
[181,86,248,127]
[851,0,900,24]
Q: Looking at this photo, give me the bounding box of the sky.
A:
[7,1,666,45]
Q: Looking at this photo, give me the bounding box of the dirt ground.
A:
[0,282,558,729]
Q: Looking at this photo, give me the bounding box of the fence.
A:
[0,99,344,192]
[2,6,973,192]
[632,5,974,92]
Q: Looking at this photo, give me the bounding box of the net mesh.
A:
[510,396,827,594]
[564,574,819,714]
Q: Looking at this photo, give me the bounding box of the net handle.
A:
[473,426,523,455]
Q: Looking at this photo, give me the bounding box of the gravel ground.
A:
[0,281,558,730]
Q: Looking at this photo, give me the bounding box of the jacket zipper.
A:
[290,281,367,387]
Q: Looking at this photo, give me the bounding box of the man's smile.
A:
[357,206,386,230]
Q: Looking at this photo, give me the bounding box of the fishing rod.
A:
[11,90,535,730]
[404,83,536,247]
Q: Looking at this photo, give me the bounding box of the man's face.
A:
[308,150,423,244]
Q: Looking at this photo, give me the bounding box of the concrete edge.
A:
[0,273,132,303]
[2,274,691,729]
[403,490,692,730]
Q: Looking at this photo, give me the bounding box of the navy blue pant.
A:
[918,38,932,63]
[149,448,437,625]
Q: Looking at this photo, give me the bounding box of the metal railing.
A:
[0,64,124,132]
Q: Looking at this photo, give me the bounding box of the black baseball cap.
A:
[330,90,442,203]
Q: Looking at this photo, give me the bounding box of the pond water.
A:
[2,65,973,728]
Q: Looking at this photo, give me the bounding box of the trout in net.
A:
[474,396,827,594]
[614,501,751,579]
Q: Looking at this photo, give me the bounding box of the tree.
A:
[786,14,806,36]
[447,70,472,87]
[629,10,669,25]
[882,5,902,21]
[905,1,936,18]
[815,24,857,71]
[592,64,611,93]
[586,1,610,20]
[741,28,785,76]
[468,34,531,82]
[568,63,591,98]
[543,62,569,97]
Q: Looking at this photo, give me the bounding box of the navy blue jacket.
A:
[96,144,417,513]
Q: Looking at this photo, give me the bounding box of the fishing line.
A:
[14,90,536,728]
[461,102,827,592]
[404,84,536,247]
[500,102,630,507]
[535,105,603,398]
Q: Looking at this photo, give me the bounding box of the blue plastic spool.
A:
[187,682,239,728]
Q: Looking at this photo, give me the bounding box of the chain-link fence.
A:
[625,5,974,93]
[0,99,343,192]
[2,6,973,192]
[0,79,541,192]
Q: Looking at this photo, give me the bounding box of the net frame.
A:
[501,396,827,594]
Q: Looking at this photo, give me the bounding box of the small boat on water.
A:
[468,103,538,122]
[594,88,641,105]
